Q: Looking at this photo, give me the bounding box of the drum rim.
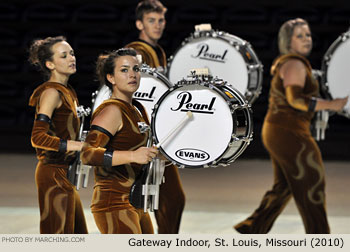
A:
[151,80,253,168]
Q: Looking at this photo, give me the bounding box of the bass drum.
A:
[91,64,172,120]
[167,29,263,104]
[151,76,253,169]
[321,30,350,118]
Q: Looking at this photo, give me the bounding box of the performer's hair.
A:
[96,48,138,90]
[28,36,67,79]
[135,0,167,21]
[278,18,309,55]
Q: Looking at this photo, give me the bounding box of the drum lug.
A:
[231,136,252,143]
[323,55,331,64]
[231,103,251,111]
[248,64,263,72]
[341,32,350,41]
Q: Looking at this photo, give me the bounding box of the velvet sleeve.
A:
[285,85,317,112]
[31,120,61,151]
[81,129,111,166]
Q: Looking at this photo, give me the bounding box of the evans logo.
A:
[175,148,210,162]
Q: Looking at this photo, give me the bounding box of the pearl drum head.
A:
[91,64,172,119]
[321,31,350,118]
[151,77,253,169]
[168,30,263,104]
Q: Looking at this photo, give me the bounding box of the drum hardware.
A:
[67,106,92,190]
[313,110,329,141]
[231,136,252,143]
[129,122,164,212]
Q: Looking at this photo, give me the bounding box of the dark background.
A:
[1,0,349,160]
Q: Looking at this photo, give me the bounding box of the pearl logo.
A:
[192,43,228,63]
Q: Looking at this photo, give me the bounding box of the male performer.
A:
[125,0,185,234]
[125,0,167,72]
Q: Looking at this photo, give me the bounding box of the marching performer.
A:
[125,0,167,73]
[28,36,88,234]
[125,0,185,234]
[81,48,158,233]
[234,18,348,234]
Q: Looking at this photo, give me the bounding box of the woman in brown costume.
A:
[81,48,158,234]
[125,0,185,234]
[28,36,88,234]
[234,18,348,234]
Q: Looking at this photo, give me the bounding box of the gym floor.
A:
[0,154,349,234]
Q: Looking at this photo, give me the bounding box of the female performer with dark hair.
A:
[125,0,185,234]
[81,48,158,234]
[28,36,88,234]
[234,18,347,234]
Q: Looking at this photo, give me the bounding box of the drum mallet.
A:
[155,111,193,148]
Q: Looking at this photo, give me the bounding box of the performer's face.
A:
[290,24,312,56]
[107,56,141,96]
[138,11,166,44]
[46,41,76,76]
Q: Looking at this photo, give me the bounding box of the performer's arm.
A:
[81,105,158,168]
[281,59,348,112]
[31,88,83,152]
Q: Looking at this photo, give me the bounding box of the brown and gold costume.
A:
[125,40,185,234]
[125,40,167,71]
[234,54,330,234]
[29,82,88,234]
[81,99,154,234]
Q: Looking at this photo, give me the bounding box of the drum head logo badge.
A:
[133,86,156,102]
[175,148,210,162]
[170,91,216,114]
[192,43,228,63]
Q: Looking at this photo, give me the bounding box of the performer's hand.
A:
[330,96,348,111]
[132,147,159,164]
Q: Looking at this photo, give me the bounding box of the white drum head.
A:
[152,84,234,167]
[325,36,350,115]
[168,37,248,95]
[133,72,171,119]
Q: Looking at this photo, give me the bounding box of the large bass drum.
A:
[167,29,263,104]
[151,75,253,169]
[92,64,172,119]
[321,30,350,118]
